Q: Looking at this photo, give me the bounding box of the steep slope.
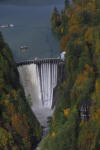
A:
[40,0,100,150]
[0,32,42,150]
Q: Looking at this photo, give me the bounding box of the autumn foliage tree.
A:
[41,0,100,150]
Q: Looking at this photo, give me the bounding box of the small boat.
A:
[0,24,9,28]
[9,24,14,27]
[20,46,28,51]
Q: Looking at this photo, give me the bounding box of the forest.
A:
[40,0,100,150]
[0,32,42,150]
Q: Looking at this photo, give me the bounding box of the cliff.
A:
[40,0,100,150]
[0,32,42,150]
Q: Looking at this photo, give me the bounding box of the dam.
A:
[17,58,65,127]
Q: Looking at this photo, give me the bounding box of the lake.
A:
[0,0,64,62]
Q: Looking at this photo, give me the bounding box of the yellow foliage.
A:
[5,99,9,105]
[98,140,100,145]
[79,120,86,127]
[85,64,94,73]
[64,108,70,118]
[87,0,96,11]
[91,79,100,104]
[52,132,56,137]
[60,35,70,51]
[97,108,100,113]
[0,128,13,148]
[91,108,100,122]
[95,79,100,94]
[0,134,8,147]
[75,70,88,88]
[61,27,64,33]
[12,90,17,100]
[84,28,92,43]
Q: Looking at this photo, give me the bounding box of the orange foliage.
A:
[85,64,94,73]
[69,14,79,26]
[69,24,82,35]
[5,94,10,105]
[52,132,56,137]
[7,103,15,116]
[87,133,91,140]
[12,114,21,129]
[47,134,50,137]
[60,35,70,51]
[98,140,100,145]
[23,114,29,129]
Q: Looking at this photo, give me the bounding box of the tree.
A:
[51,7,61,35]
[65,0,70,8]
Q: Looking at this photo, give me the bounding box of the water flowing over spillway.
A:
[17,60,60,127]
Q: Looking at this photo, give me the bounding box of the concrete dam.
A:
[17,58,65,127]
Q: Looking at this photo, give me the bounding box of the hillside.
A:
[0,32,42,150]
[40,0,100,150]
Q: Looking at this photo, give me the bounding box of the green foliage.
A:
[0,32,42,150]
[41,0,100,150]
[65,0,70,8]
[41,106,79,150]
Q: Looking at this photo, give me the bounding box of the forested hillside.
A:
[0,32,42,150]
[41,0,100,149]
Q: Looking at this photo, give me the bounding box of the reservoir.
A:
[0,0,64,62]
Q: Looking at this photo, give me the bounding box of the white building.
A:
[60,51,66,60]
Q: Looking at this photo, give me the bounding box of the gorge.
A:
[0,0,100,150]
[17,58,65,129]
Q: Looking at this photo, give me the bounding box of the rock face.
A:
[52,62,66,109]
[0,32,42,150]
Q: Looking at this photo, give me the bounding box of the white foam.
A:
[17,62,58,125]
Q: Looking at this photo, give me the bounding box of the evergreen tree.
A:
[65,0,70,8]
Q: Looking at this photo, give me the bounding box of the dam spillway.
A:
[17,58,65,126]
